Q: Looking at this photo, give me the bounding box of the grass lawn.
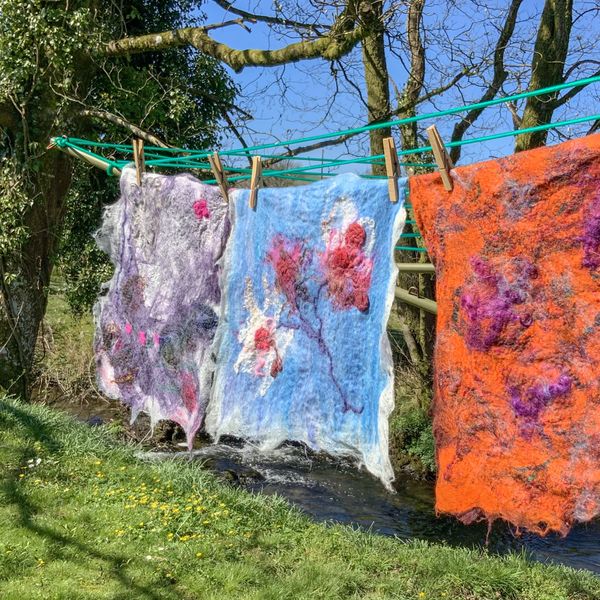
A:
[1,398,599,599]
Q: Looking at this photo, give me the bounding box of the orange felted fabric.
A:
[410,134,600,536]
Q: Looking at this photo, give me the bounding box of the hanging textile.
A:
[411,133,600,535]
[206,174,406,487]
[94,167,229,446]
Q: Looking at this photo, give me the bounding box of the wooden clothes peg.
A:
[133,138,145,186]
[382,137,401,203]
[249,156,262,210]
[208,151,229,202]
[426,125,454,191]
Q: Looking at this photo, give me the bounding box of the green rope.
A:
[61,74,600,159]
[395,246,427,252]
[203,113,600,184]
[221,75,600,155]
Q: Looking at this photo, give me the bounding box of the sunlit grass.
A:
[1,397,599,599]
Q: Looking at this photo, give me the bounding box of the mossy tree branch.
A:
[105,5,364,73]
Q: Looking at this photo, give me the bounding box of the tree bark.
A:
[360,0,390,175]
[0,152,73,395]
[515,0,573,151]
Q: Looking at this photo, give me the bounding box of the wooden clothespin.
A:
[132,138,145,186]
[249,156,262,210]
[426,125,453,191]
[382,137,401,203]
[208,151,229,202]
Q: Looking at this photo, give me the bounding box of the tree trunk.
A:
[0,153,72,395]
[515,0,573,152]
[361,0,390,175]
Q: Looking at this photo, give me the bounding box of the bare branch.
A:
[203,18,252,33]
[562,59,600,80]
[588,119,600,135]
[414,70,467,107]
[449,0,524,163]
[211,0,327,33]
[220,110,253,168]
[265,133,357,166]
[552,67,600,109]
[79,109,172,147]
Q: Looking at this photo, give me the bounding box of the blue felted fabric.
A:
[206,173,407,487]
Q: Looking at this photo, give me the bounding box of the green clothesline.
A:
[53,73,600,174]
[52,110,600,184]
[50,73,600,257]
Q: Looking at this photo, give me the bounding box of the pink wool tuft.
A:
[193,199,210,220]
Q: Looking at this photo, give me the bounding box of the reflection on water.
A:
[146,442,600,574]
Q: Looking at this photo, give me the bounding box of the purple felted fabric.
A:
[94,167,229,445]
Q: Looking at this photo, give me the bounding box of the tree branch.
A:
[211,0,327,33]
[395,0,425,153]
[515,0,574,152]
[79,109,172,147]
[506,101,522,129]
[588,119,600,135]
[264,133,357,166]
[413,70,467,107]
[105,6,364,73]
[552,66,600,109]
[449,0,524,163]
[220,110,253,168]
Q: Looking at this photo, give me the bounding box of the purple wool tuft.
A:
[509,374,572,423]
[459,256,534,351]
[581,192,600,270]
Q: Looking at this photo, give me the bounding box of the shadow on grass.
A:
[0,400,167,599]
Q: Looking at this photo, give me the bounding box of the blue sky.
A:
[195,0,600,174]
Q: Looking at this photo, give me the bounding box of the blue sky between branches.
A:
[196,0,600,172]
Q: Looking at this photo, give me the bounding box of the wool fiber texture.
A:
[94,167,229,446]
[411,133,600,535]
[206,174,407,487]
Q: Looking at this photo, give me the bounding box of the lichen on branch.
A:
[104,7,365,72]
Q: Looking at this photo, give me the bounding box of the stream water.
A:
[48,397,600,575]
[142,441,600,574]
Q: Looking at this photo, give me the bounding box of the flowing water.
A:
[50,397,600,575]
[148,441,600,574]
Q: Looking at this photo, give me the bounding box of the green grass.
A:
[35,277,97,403]
[1,398,599,599]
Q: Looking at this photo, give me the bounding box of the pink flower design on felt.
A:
[193,199,210,220]
[234,278,293,395]
[320,221,373,312]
